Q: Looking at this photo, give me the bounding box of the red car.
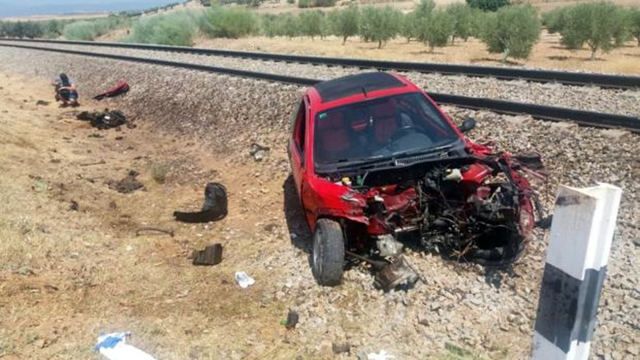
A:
[288,72,543,286]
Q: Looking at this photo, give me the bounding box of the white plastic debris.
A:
[368,350,395,360]
[95,332,156,360]
[235,271,255,288]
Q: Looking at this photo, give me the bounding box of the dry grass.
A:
[195,29,640,74]
[0,73,302,359]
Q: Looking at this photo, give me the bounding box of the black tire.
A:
[312,218,345,286]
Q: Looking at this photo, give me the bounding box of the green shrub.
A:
[299,10,325,40]
[126,11,198,46]
[328,5,360,44]
[446,3,474,43]
[298,0,335,8]
[559,2,630,59]
[542,7,570,34]
[62,16,129,41]
[359,6,402,48]
[466,0,510,12]
[419,9,455,51]
[201,7,258,38]
[630,7,640,46]
[0,21,44,38]
[287,0,295,3]
[480,5,541,62]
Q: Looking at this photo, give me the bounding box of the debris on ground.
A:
[135,227,174,237]
[107,170,144,194]
[367,350,394,360]
[332,341,351,354]
[173,182,227,223]
[249,143,270,161]
[69,200,79,211]
[95,332,155,360]
[283,310,299,330]
[191,244,223,266]
[234,272,255,288]
[94,80,130,101]
[36,100,50,106]
[77,109,128,130]
[373,256,420,292]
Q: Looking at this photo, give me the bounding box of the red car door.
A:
[288,98,308,196]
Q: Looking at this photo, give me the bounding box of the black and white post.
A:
[532,183,622,360]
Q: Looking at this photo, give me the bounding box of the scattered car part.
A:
[77,109,127,130]
[375,234,404,257]
[173,182,228,223]
[234,271,255,288]
[373,255,420,292]
[284,310,299,329]
[191,244,223,266]
[135,227,175,237]
[94,80,130,100]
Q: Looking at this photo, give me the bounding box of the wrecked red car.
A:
[288,72,543,286]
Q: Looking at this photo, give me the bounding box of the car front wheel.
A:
[311,218,345,286]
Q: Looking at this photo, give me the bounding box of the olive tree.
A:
[299,10,325,40]
[559,2,629,60]
[466,0,509,12]
[419,10,455,52]
[329,4,359,44]
[480,5,541,62]
[359,6,402,48]
[630,7,640,46]
[446,3,474,43]
[401,0,435,42]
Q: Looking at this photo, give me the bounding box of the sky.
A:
[0,0,180,18]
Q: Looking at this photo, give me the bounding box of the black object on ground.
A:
[192,244,223,266]
[77,109,127,130]
[284,310,299,330]
[94,80,130,100]
[107,170,144,194]
[174,182,227,223]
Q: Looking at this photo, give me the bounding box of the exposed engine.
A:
[336,154,542,266]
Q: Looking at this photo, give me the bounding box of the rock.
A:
[332,341,351,354]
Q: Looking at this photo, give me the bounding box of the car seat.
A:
[316,111,350,162]
[372,101,398,144]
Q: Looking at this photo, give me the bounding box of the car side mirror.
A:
[459,117,476,133]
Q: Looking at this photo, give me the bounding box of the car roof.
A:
[307,72,418,109]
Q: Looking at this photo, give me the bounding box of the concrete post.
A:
[531,183,622,360]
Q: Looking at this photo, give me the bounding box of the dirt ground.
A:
[195,30,640,75]
[0,73,305,359]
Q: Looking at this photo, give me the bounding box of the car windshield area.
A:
[314,92,460,167]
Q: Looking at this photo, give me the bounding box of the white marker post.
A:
[531,183,622,360]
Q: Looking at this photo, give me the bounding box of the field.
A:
[196,29,640,74]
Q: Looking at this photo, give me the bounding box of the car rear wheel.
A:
[312,218,345,286]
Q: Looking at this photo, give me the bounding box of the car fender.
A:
[303,175,369,232]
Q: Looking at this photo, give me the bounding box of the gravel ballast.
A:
[0,46,638,359]
[3,41,640,117]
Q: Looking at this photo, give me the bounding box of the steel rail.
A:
[2,38,640,90]
[1,42,638,132]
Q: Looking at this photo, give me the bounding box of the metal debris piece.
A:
[373,255,420,292]
[173,182,227,223]
[77,109,128,130]
[284,310,299,329]
[191,244,223,266]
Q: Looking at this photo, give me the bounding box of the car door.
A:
[288,98,307,196]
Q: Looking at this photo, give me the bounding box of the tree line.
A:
[2,1,639,62]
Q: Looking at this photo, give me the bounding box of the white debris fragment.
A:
[368,350,395,360]
[235,271,255,288]
[95,332,155,360]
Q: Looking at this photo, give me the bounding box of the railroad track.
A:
[3,37,640,90]
[0,41,638,132]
